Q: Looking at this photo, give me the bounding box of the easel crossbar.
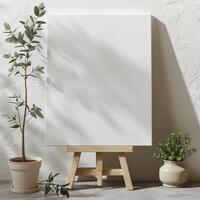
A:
[76,168,123,176]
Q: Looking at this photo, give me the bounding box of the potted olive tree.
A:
[2,3,46,193]
[154,130,196,187]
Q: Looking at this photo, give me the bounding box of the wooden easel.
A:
[66,145,133,191]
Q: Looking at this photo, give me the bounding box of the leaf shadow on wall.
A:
[105,17,200,182]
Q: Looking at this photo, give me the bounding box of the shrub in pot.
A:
[2,3,46,193]
[154,130,196,187]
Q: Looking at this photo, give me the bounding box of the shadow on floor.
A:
[72,180,162,191]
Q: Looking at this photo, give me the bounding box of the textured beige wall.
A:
[0,0,200,181]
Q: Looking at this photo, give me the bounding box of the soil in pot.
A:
[10,157,36,162]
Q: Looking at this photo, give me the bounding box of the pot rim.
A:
[164,160,182,164]
[8,156,42,163]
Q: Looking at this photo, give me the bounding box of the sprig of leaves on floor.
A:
[39,172,70,198]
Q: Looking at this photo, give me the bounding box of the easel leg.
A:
[96,152,103,186]
[67,152,81,189]
[118,153,133,191]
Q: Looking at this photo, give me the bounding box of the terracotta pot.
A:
[159,161,189,187]
[8,156,42,193]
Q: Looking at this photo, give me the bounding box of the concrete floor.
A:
[1,181,200,200]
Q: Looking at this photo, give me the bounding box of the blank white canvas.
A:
[47,14,152,145]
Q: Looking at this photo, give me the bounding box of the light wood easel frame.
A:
[66,145,133,191]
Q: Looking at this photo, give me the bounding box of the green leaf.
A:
[44,184,51,195]
[19,49,28,52]
[54,173,60,177]
[4,22,11,30]
[28,46,36,51]
[8,69,13,76]
[37,107,42,111]
[15,105,19,111]
[18,102,24,106]
[35,65,45,73]
[66,192,70,198]
[36,21,46,24]
[3,54,10,58]
[9,58,16,63]
[19,21,25,25]
[10,124,20,129]
[27,61,31,66]
[14,62,23,67]
[5,36,18,43]
[39,11,46,17]
[5,37,11,43]
[30,74,38,78]
[25,30,32,41]
[30,15,35,23]
[55,185,59,196]
[31,40,40,44]
[17,53,25,57]
[35,109,44,119]
[33,104,36,109]
[38,3,45,10]
[15,45,24,48]
[48,172,54,182]
[60,187,69,197]
[18,32,25,45]
[13,28,18,33]
[61,183,70,187]
[35,35,42,38]
[36,66,44,70]
[34,6,39,16]
[30,111,37,118]
[14,52,18,58]
[3,31,11,34]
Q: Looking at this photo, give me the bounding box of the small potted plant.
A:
[154,130,196,187]
[2,3,46,193]
[39,172,70,198]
